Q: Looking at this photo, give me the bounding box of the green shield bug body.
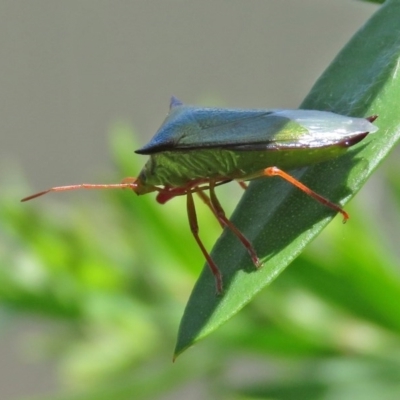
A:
[22,97,378,294]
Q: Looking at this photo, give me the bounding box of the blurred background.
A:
[4,1,400,400]
[1,1,378,189]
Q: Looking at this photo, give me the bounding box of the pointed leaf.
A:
[175,0,400,357]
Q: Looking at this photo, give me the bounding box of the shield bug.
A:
[22,97,378,294]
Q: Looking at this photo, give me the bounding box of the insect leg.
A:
[196,189,224,229]
[238,181,248,190]
[263,166,349,222]
[156,179,232,204]
[186,190,223,294]
[209,182,262,268]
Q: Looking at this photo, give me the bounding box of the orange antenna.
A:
[21,181,139,202]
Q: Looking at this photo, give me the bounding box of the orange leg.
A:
[187,190,223,294]
[263,166,349,222]
[209,182,261,268]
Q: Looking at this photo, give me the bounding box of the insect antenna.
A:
[21,180,140,202]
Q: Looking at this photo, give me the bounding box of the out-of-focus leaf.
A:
[235,356,400,400]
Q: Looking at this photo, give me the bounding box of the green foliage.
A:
[2,1,400,399]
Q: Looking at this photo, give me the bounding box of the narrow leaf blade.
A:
[175,0,400,357]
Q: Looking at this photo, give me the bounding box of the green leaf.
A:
[175,0,400,357]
